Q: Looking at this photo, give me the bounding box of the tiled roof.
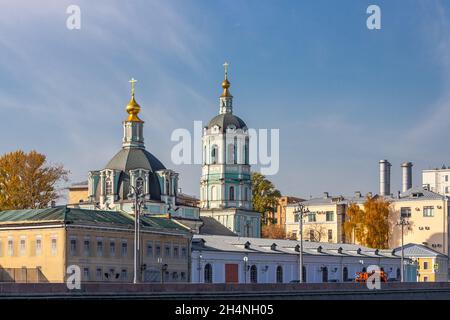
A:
[0,207,190,233]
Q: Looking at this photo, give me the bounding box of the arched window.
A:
[250,265,258,284]
[233,137,237,164]
[105,178,112,195]
[204,263,212,283]
[244,138,249,164]
[210,186,216,201]
[211,145,218,164]
[165,179,170,195]
[343,267,348,282]
[203,146,207,165]
[276,266,283,283]
[229,186,235,201]
[322,267,328,283]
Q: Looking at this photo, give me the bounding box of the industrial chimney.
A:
[379,160,391,196]
[401,162,413,192]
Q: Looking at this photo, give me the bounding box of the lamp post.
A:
[396,216,409,282]
[198,253,203,283]
[128,180,147,284]
[293,203,310,283]
[243,256,248,284]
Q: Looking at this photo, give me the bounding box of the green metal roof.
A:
[0,206,189,233]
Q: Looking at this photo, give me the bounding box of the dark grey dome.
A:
[207,113,247,133]
[99,148,166,201]
[105,148,165,172]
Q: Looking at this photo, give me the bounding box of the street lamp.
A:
[198,253,203,283]
[396,216,410,282]
[128,179,147,284]
[243,256,248,284]
[293,203,310,283]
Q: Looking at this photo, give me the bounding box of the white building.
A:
[191,235,410,284]
[423,166,450,196]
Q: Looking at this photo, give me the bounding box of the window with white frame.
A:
[325,211,334,222]
[401,207,411,218]
[36,236,42,256]
[97,239,103,257]
[19,237,26,256]
[7,238,13,256]
[109,240,116,257]
[83,267,90,281]
[96,268,103,280]
[121,241,128,257]
[147,242,153,257]
[51,237,57,256]
[229,186,235,201]
[70,238,77,256]
[84,239,90,256]
[423,206,434,217]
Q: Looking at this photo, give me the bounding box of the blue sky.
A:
[0,0,449,199]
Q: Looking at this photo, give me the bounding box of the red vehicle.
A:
[355,270,388,283]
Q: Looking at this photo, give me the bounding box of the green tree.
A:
[0,150,69,210]
[251,172,281,224]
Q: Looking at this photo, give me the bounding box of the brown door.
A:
[225,264,238,283]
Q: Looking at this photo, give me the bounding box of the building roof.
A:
[101,147,166,201]
[105,148,165,173]
[0,207,190,233]
[207,113,247,133]
[192,235,398,259]
[199,217,237,236]
[393,186,447,202]
[393,243,447,258]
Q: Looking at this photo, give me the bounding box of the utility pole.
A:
[293,203,310,283]
[129,179,146,284]
[396,216,409,282]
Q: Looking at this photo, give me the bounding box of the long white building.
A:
[191,235,414,284]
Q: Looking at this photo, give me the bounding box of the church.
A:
[70,79,202,231]
[68,64,261,237]
[199,63,261,237]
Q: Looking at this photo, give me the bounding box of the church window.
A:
[244,138,249,164]
[203,146,207,165]
[105,178,112,195]
[227,144,234,164]
[165,178,170,195]
[136,177,144,191]
[229,186,235,201]
[211,145,218,164]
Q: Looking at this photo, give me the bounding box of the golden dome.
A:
[221,62,232,97]
[126,94,143,122]
[221,78,231,97]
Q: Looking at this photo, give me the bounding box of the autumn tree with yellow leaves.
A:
[0,150,69,210]
[344,196,391,249]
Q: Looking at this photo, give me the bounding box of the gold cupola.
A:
[125,78,143,122]
[221,62,232,97]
